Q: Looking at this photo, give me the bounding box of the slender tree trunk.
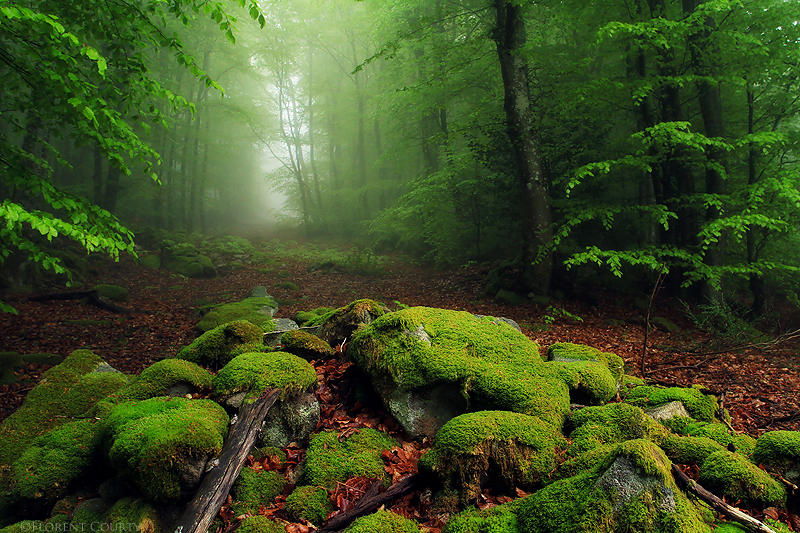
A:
[307,47,322,213]
[350,39,368,215]
[746,85,765,316]
[492,0,552,294]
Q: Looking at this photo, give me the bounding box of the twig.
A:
[641,271,665,376]
[671,464,776,533]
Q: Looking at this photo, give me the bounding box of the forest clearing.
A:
[2,0,800,531]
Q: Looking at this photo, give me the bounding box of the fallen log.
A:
[317,474,422,533]
[671,464,776,533]
[29,289,130,314]
[175,389,279,533]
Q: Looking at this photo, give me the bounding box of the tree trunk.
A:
[746,85,765,316]
[492,0,552,294]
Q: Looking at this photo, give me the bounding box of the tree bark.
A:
[492,0,552,294]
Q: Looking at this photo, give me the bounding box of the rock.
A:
[303,429,397,489]
[280,330,334,360]
[700,450,786,507]
[646,400,691,421]
[473,315,522,331]
[547,342,624,386]
[260,390,320,448]
[594,455,676,513]
[568,403,667,455]
[625,385,718,422]
[231,469,285,515]
[196,296,278,332]
[386,385,466,439]
[264,318,299,347]
[161,242,216,278]
[317,299,389,345]
[176,320,264,370]
[103,358,212,403]
[212,352,317,408]
[752,430,800,484]
[285,486,333,525]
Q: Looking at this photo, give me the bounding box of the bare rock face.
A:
[646,401,691,421]
[260,391,321,447]
[594,455,676,513]
[386,384,467,439]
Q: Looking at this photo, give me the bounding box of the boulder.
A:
[547,342,624,386]
[161,242,216,279]
[317,299,389,345]
[284,486,333,524]
[752,430,800,484]
[646,400,691,421]
[699,450,786,507]
[568,403,667,455]
[103,359,212,404]
[303,429,397,489]
[230,468,285,516]
[260,390,320,447]
[264,318,299,347]
[280,329,335,360]
[176,320,264,370]
[625,385,718,422]
[196,296,277,332]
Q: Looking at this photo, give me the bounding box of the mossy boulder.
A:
[442,502,521,533]
[699,450,786,507]
[317,298,389,344]
[752,431,800,483]
[344,510,420,532]
[101,497,162,532]
[281,329,335,360]
[237,516,285,533]
[161,243,216,278]
[348,307,573,438]
[176,320,264,370]
[285,485,333,524]
[259,388,321,448]
[663,418,756,455]
[196,297,278,332]
[304,429,398,489]
[104,397,229,500]
[212,351,317,406]
[231,468,285,515]
[547,343,625,385]
[93,283,128,302]
[105,358,212,404]
[660,434,726,465]
[420,411,566,502]
[549,360,618,405]
[516,440,711,533]
[0,350,127,483]
[625,385,718,422]
[294,307,334,327]
[567,402,668,455]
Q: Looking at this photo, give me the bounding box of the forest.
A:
[0,0,799,532]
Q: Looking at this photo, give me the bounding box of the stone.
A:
[264,318,300,346]
[260,391,320,448]
[646,400,691,421]
[473,315,522,332]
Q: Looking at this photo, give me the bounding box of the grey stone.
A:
[403,324,431,345]
[594,456,676,513]
[473,315,522,332]
[166,383,193,397]
[260,391,320,447]
[93,362,122,373]
[264,318,300,346]
[387,385,467,439]
[646,401,691,421]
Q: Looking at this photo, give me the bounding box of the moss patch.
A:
[237,516,285,533]
[442,502,521,533]
[104,396,229,500]
[106,358,212,403]
[281,330,334,360]
[101,498,162,532]
[547,343,624,383]
[213,351,317,402]
[345,510,420,532]
[231,468,285,515]
[568,402,668,455]
[660,434,725,465]
[625,385,718,422]
[285,485,333,524]
[196,297,277,332]
[664,418,756,455]
[699,450,786,507]
[295,307,334,326]
[176,320,264,370]
[550,360,617,405]
[348,307,572,428]
[304,429,398,489]
[752,431,800,480]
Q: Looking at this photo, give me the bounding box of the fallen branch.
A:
[29,290,130,314]
[175,389,279,533]
[671,464,776,533]
[317,474,422,533]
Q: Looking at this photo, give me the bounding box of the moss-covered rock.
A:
[699,450,786,507]
[260,389,320,448]
[294,307,334,327]
[318,298,389,344]
[105,358,212,403]
[102,497,162,532]
[70,498,108,527]
[421,411,566,502]
[442,502,521,533]
[176,320,264,370]
[104,397,229,500]
[348,307,573,437]
[93,283,128,302]
[568,402,668,455]
[660,434,726,465]
[284,485,333,524]
[625,385,718,422]
[231,468,285,515]
[517,440,711,533]
[237,516,284,533]
[304,429,398,489]
[196,297,277,332]
[752,431,800,483]
[213,351,317,406]
[161,243,216,278]
[663,418,756,455]
[281,329,335,360]
[8,418,103,507]
[344,510,420,532]
[550,360,618,405]
[547,343,625,384]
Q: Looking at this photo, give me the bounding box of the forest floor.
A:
[1,241,799,530]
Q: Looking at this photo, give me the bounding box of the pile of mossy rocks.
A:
[2,298,799,533]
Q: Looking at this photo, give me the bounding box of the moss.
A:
[213,351,317,402]
[294,307,334,326]
[252,446,287,463]
[625,385,718,422]
[93,283,128,302]
[349,307,572,428]
[237,516,285,533]
[176,320,264,370]
[103,497,162,532]
[304,429,398,489]
[0,350,126,476]
[345,510,420,532]
[0,521,45,533]
[281,330,334,360]
[699,450,786,507]
[162,245,216,278]
[231,468,285,515]
[666,419,756,455]
[752,431,800,476]
[568,403,668,455]
[442,502,521,533]
[70,498,107,527]
[9,418,103,504]
[550,360,618,405]
[104,397,229,500]
[517,439,711,533]
[660,434,725,465]
[422,411,566,500]
[547,343,624,383]
[105,358,212,404]
[318,299,389,343]
[285,485,333,524]
[140,254,161,269]
[196,297,277,332]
